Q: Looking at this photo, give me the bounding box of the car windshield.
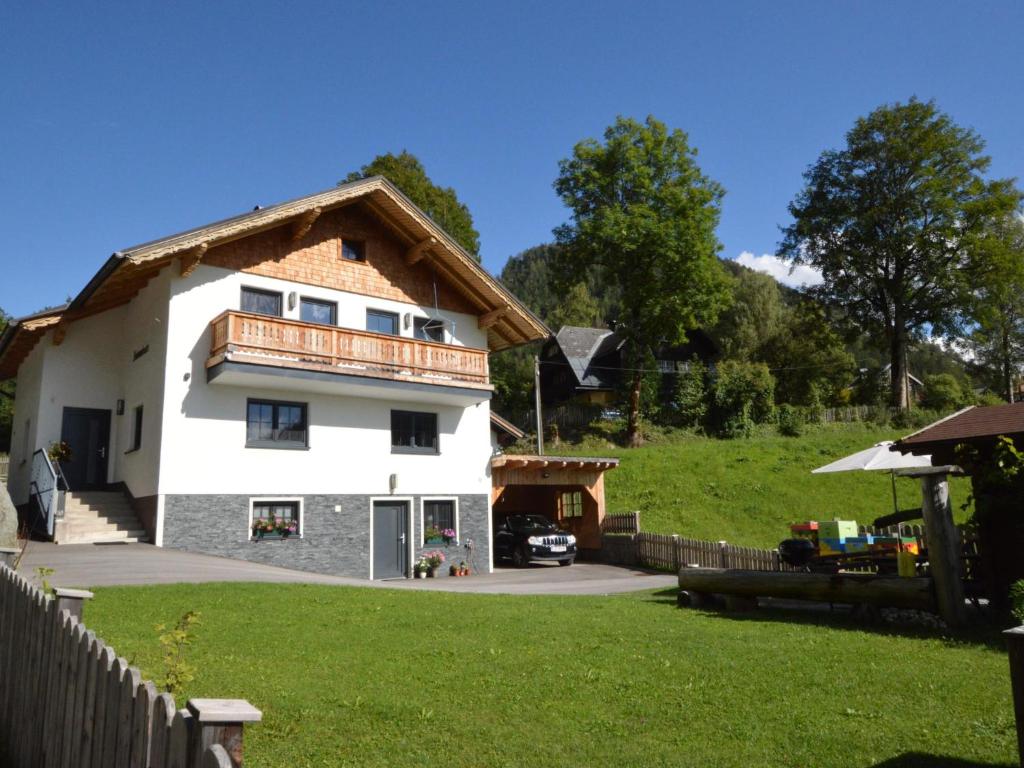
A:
[507,515,556,531]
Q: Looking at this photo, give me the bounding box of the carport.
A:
[490,455,619,555]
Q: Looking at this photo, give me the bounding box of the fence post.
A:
[1006,627,1024,767]
[186,699,263,768]
[671,535,680,573]
[631,511,640,534]
[54,587,94,622]
[718,541,729,569]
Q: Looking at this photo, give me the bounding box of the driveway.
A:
[18,542,676,596]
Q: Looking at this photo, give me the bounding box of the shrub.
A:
[1012,580,1024,625]
[921,374,965,412]
[777,404,803,436]
[710,361,776,439]
[671,357,708,429]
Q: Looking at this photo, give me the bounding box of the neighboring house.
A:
[489,412,524,454]
[0,177,549,579]
[539,325,718,407]
[854,364,925,403]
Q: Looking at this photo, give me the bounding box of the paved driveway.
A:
[19,542,675,596]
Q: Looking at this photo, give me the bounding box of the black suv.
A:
[495,514,577,567]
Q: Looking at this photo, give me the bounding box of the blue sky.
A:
[1,1,1022,317]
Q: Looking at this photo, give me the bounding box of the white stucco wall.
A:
[158,263,493,497]
[5,268,171,505]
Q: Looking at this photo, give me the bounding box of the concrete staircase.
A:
[54,491,149,545]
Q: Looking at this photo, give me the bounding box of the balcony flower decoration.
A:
[441,528,457,545]
[424,526,443,544]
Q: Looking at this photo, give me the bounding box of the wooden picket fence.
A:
[0,563,259,767]
[626,532,797,573]
[601,511,640,535]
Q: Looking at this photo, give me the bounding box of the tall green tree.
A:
[553,115,731,445]
[711,265,786,360]
[779,99,1021,408]
[344,151,481,258]
[547,282,602,330]
[968,212,1024,402]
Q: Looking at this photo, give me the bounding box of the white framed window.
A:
[420,497,459,546]
[248,497,304,540]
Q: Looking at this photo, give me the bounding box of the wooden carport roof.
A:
[490,455,620,471]
[0,176,550,379]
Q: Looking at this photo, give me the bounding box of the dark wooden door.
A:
[60,407,111,491]
[372,501,408,579]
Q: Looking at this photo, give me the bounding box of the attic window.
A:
[341,240,366,262]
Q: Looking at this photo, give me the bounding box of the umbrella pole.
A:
[890,470,899,517]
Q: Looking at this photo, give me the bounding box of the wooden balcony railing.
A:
[207,310,490,388]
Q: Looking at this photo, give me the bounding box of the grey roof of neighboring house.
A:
[554,326,625,390]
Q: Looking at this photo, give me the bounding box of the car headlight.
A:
[566,535,576,544]
[527,536,542,546]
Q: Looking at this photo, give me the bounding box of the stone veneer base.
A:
[161,493,490,579]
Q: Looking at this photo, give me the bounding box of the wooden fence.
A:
[0,563,261,767]
[601,512,640,535]
[607,531,797,573]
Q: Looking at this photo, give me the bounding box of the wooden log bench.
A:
[677,567,937,612]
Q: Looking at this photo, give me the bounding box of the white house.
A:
[0,177,548,579]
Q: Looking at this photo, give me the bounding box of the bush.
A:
[921,373,966,412]
[1012,580,1024,625]
[710,361,776,439]
[671,357,708,429]
[777,404,803,436]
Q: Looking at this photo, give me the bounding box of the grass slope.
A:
[562,423,973,547]
[86,584,1015,768]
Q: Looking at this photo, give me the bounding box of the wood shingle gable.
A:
[0,177,550,378]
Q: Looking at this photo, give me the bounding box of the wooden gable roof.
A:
[0,177,549,378]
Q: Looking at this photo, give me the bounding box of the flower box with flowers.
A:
[251,517,299,541]
[423,526,458,546]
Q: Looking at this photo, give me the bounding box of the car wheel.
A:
[512,547,529,568]
[558,558,573,567]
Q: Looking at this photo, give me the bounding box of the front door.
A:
[372,501,408,579]
[60,407,111,491]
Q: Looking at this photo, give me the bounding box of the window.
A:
[559,490,583,518]
[366,309,399,336]
[246,400,308,448]
[300,297,337,326]
[422,499,456,544]
[391,410,438,454]
[414,317,444,343]
[341,239,366,262]
[129,405,143,452]
[251,500,301,540]
[241,287,283,317]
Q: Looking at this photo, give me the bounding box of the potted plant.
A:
[251,518,274,541]
[275,518,298,539]
[414,559,429,578]
[442,528,457,546]
[423,550,445,577]
[459,561,469,577]
[449,563,459,577]
[424,526,443,545]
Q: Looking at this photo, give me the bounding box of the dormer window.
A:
[341,239,366,262]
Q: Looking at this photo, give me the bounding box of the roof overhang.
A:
[490,454,619,471]
[0,176,550,379]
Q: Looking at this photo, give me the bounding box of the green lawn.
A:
[560,423,973,547]
[86,583,1016,768]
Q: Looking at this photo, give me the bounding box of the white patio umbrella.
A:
[811,441,932,516]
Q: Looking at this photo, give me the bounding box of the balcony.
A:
[206,311,491,400]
